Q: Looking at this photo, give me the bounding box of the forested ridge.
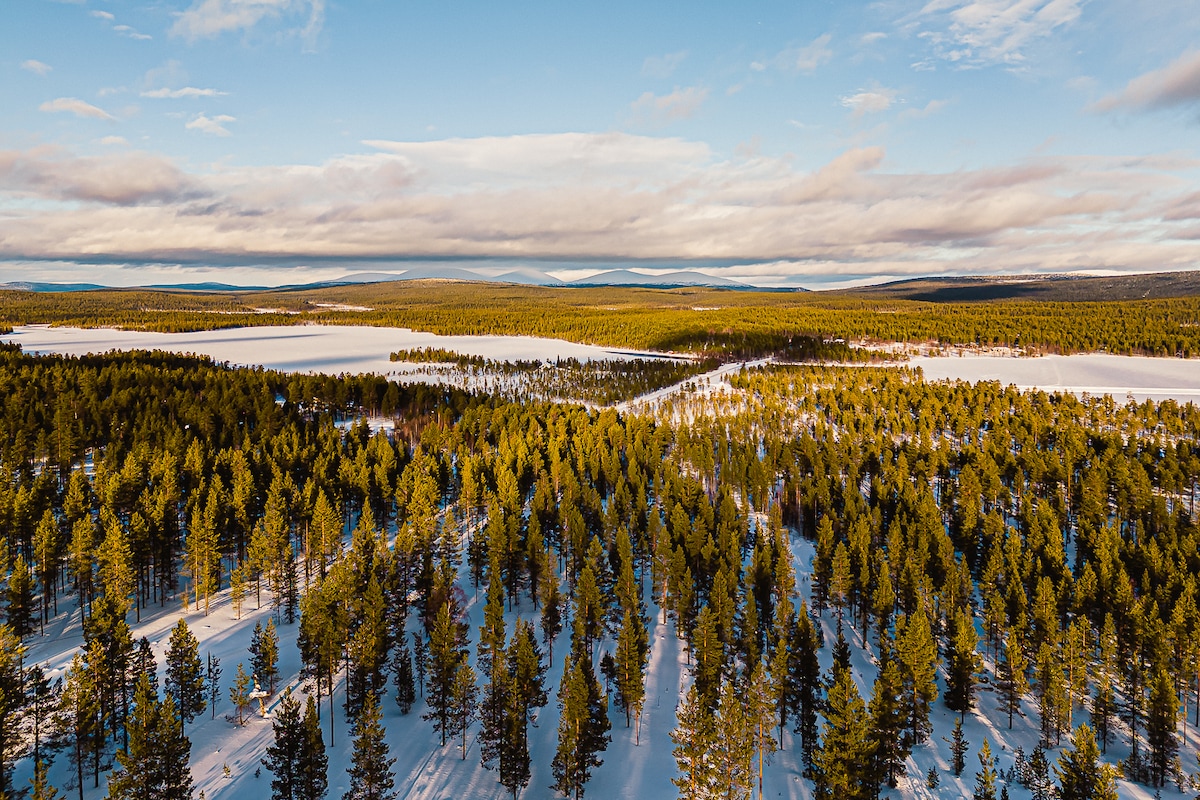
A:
[0,344,1199,798]
[4,282,1200,357]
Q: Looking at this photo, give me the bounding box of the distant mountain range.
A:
[2,267,758,292]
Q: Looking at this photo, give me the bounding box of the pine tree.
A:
[135,638,158,695]
[896,610,938,746]
[250,619,281,695]
[263,689,303,800]
[813,664,876,800]
[30,758,61,800]
[996,634,1029,729]
[1036,641,1068,746]
[347,577,388,719]
[868,650,907,789]
[229,662,252,726]
[551,655,610,800]
[945,609,981,717]
[1146,661,1178,788]
[60,652,102,800]
[449,661,478,760]
[671,684,716,800]
[164,618,206,724]
[107,674,193,800]
[343,692,396,800]
[7,553,37,639]
[1055,723,1119,800]
[973,738,997,800]
[791,601,821,766]
[948,716,969,777]
[1091,614,1117,754]
[501,621,548,798]
[540,577,564,668]
[423,600,466,745]
[613,606,648,740]
[392,643,415,715]
[206,653,221,720]
[0,623,27,797]
[299,696,329,800]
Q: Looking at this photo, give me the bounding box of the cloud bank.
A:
[0,133,1196,282]
[1093,50,1200,112]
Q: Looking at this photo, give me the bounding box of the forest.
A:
[2,281,1200,357]
[0,328,1198,799]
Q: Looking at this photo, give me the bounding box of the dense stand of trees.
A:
[0,342,1198,798]
[4,282,1200,356]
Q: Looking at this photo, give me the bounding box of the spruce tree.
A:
[164,619,206,724]
[551,655,610,800]
[263,689,303,800]
[343,693,396,800]
[1055,723,1118,800]
[540,577,564,667]
[299,696,329,800]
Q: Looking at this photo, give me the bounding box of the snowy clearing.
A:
[2,325,675,376]
[910,352,1200,405]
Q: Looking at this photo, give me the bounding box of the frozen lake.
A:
[911,352,1200,404]
[2,324,670,376]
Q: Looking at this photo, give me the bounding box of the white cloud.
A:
[900,98,949,119]
[840,87,899,116]
[100,136,129,146]
[781,33,834,73]
[642,50,687,79]
[113,24,153,40]
[1092,50,1200,113]
[39,97,115,121]
[630,86,709,124]
[186,113,236,136]
[142,87,228,99]
[860,32,888,45]
[90,10,114,20]
[914,0,1083,68]
[20,60,52,76]
[172,0,325,48]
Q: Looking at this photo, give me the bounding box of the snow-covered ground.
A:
[2,325,673,376]
[910,352,1200,405]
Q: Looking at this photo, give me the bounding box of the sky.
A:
[2,0,1200,289]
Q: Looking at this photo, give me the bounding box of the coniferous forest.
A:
[0,312,1199,799]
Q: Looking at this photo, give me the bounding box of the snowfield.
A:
[2,325,673,376]
[910,352,1200,405]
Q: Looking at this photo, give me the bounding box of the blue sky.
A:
[2,0,1200,288]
